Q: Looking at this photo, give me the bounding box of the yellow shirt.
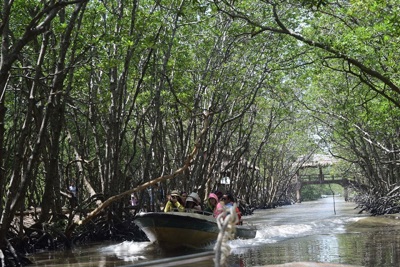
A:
[164,200,185,212]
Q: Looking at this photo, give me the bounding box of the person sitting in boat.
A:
[204,192,219,215]
[180,191,188,206]
[214,193,242,224]
[214,196,225,218]
[214,190,223,201]
[223,193,242,224]
[164,190,185,212]
[185,192,202,212]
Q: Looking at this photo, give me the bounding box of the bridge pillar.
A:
[295,182,302,203]
[295,171,302,203]
[343,186,349,201]
[319,166,323,182]
[296,187,301,203]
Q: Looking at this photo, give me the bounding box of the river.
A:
[28,197,400,266]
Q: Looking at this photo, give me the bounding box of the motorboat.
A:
[134,211,256,249]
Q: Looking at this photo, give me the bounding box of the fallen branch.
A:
[75,110,211,227]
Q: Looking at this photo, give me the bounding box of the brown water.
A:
[28,197,400,266]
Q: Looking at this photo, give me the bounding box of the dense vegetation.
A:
[1,0,400,265]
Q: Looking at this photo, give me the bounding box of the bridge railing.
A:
[299,174,344,182]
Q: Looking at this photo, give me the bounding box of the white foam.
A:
[228,223,313,254]
[99,241,153,262]
[229,237,277,254]
[257,224,313,239]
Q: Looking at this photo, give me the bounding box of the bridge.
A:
[294,154,358,202]
[300,174,351,186]
[295,171,355,202]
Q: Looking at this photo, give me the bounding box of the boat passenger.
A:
[222,193,242,223]
[189,192,201,204]
[204,193,219,215]
[214,190,223,201]
[164,190,185,212]
[181,191,188,206]
[214,197,225,218]
[185,196,201,212]
[185,192,202,212]
[214,193,242,223]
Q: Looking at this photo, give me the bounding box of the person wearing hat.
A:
[204,192,219,215]
[164,190,185,212]
[185,192,202,212]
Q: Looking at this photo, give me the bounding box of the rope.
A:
[213,204,239,267]
[0,248,4,267]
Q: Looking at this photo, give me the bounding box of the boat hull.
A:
[134,212,256,249]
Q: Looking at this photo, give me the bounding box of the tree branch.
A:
[74,110,211,227]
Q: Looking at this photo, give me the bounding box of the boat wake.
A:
[99,240,155,262]
[229,222,313,254]
[229,216,364,255]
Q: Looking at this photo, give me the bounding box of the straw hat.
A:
[170,190,180,197]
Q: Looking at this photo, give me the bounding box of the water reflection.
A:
[239,235,345,265]
[337,230,400,266]
[28,241,155,267]
[230,222,400,266]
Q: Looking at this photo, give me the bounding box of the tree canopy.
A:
[1,0,400,261]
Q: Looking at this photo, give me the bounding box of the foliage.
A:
[1,0,400,259]
[301,185,323,201]
[301,184,343,201]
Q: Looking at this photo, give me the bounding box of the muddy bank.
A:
[4,211,148,266]
[346,214,400,231]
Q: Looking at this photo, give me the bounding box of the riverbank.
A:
[345,213,400,232]
[6,207,148,267]
[385,213,400,220]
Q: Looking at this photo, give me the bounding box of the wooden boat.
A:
[134,211,256,249]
